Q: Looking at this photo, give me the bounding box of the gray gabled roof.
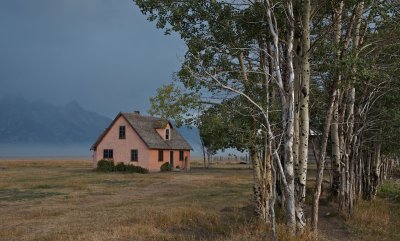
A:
[91,112,192,151]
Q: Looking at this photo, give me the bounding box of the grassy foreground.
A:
[0,159,398,241]
[346,176,400,241]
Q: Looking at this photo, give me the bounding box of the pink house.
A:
[91,111,192,172]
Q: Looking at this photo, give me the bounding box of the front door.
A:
[170,151,174,168]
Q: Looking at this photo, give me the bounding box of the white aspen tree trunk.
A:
[346,1,364,217]
[371,141,381,198]
[383,158,387,182]
[251,148,266,218]
[295,0,310,231]
[366,150,372,199]
[331,98,341,195]
[292,0,301,177]
[338,44,351,214]
[238,41,274,226]
[339,86,355,216]
[265,0,296,232]
[358,151,364,198]
[262,136,273,224]
[353,134,362,198]
[338,88,348,212]
[358,150,363,197]
[269,144,277,241]
[283,0,296,231]
[239,50,269,222]
[293,37,300,194]
[283,69,296,232]
[384,157,391,181]
[346,88,356,217]
[265,141,275,240]
[258,35,276,232]
[338,1,364,214]
[331,1,344,198]
[353,95,366,199]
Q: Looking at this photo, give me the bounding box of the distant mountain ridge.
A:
[0,98,111,144]
[0,97,239,157]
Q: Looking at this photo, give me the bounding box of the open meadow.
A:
[0,159,399,241]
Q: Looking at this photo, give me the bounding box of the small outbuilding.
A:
[91,111,192,172]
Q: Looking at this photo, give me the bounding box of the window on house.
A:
[131,149,138,162]
[166,129,170,140]
[158,150,164,162]
[103,149,113,159]
[119,126,126,139]
[179,150,184,161]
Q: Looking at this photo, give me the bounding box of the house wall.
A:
[93,116,150,169]
[148,149,191,171]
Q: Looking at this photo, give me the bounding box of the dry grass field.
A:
[0,159,398,241]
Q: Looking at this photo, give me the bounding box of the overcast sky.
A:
[0,0,185,118]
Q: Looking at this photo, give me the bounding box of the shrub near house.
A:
[97,160,149,174]
[91,111,192,172]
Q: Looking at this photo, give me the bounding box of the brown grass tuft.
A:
[347,180,400,241]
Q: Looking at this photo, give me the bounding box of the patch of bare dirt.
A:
[318,203,362,241]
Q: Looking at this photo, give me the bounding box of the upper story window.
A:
[166,129,170,140]
[103,149,113,159]
[119,126,126,139]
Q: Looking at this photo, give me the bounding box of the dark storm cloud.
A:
[0,0,185,117]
